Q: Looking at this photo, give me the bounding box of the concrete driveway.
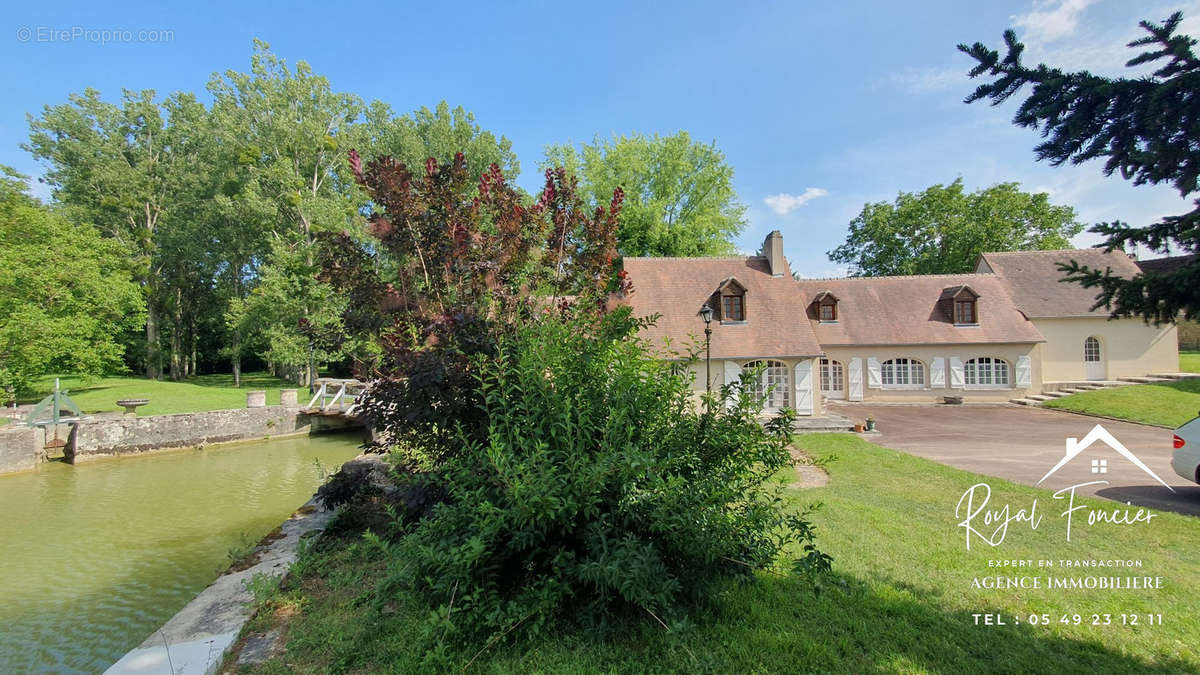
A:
[828,402,1200,517]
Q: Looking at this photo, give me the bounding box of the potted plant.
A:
[865,416,876,432]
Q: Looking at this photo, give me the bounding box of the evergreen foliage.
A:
[960,12,1200,321]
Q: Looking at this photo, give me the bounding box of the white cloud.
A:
[764,188,828,215]
[1012,0,1099,44]
[887,66,965,94]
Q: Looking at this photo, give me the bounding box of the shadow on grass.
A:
[512,570,1196,674]
[1160,379,1200,397]
[186,372,297,389]
[251,536,1194,673]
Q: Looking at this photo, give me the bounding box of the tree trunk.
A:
[169,287,183,381]
[145,300,162,380]
[231,271,243,387]
[232,328,242,387]
[188,312,197,378]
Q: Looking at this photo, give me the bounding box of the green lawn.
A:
[1044,379,1200,428]
[1183,351,1200,374]
[22,372,300,416]
[232,435,1200,673]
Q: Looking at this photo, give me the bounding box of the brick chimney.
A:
[762,230,785,277]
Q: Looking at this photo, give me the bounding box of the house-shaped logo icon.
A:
[1036,424,1175,492]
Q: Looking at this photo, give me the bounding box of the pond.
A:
[0,432,364,673]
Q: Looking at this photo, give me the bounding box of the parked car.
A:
[1172,414,1200,484]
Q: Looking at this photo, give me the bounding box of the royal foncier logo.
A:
[955,425,1160,550]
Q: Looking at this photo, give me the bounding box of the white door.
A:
[847,358,864,401]
[1084,336,1105,380]
[820,358,845,400]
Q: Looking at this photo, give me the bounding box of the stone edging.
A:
[1035,404,1176,430]
[104,497,336,675]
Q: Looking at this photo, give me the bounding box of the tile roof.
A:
[622,256,823,359]
[978,249,1142,318]
[1136,253,1197,276]
[794,274,1044,345]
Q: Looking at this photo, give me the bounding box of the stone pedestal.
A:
[246,390,267,408]
[279,389,298,406]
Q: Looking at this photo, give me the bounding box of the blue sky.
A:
[3,0,1196,276]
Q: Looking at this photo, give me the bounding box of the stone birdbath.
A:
[116,398,149,418]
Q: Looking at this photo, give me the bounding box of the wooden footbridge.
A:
[302,378,367,420]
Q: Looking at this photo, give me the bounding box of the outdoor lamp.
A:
[700,304,714,393]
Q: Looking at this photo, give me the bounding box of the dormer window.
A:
[723,294,744,321]
[714,277,747,323]
[811,291,839,323]
[940,285,980,325]
[955,299,977,324]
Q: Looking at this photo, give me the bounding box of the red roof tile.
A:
[794,274,1044,345]
[978,249,1142,318]
[622,256,823,359]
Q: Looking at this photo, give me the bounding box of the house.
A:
[1136,254,1199,351]
[792,273,1043,403]
[622,232,1180,413]
[976,249,1178,383]
[621,231,825,415]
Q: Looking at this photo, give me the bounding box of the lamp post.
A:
[700,304,714,393]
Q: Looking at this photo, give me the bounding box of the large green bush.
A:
[370,305,829,656]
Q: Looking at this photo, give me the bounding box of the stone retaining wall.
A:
[66,406,312,464]
[0,426,44,474]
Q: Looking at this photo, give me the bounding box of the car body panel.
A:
[1172,416,1200,483]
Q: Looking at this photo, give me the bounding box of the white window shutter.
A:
[1016,355,1032,388]
[848,358,864,401]
[794,360,813,415]
[723,360,741,408]
[949,356,965,389]
[866,357,882,389]
[930,357,946,388]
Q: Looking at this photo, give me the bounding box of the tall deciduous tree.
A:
[543,131,744,256]
[829,179,1082,276]
[0,167,144,400]
[960,12,1200,322]
[25,89,203,378]
[211,40,367,385]
[364,100,519,185]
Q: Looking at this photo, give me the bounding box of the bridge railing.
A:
[305,379,367,416]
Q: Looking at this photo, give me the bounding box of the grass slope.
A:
[1183,351,1200,374]
[1044,379,1200,428]
[234,435,1200,673]
[23,372,298,416]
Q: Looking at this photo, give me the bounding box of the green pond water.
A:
[0,432,364,673]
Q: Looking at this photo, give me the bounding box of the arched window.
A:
[965,357,1010,387]
[744,359,791,409]
[881,358,925,387]
[1084,336,1102,362]
[820,358,844,397]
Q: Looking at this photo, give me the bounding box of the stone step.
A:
[1009,398,1040,406]
[1119,376,1170,384]
[1025,394,1054,402]
[1040,391,1070,398]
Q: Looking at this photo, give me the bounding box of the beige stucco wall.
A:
[686,356,824,416]
[818,344,1041,403]
[1032,317,1178,382]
